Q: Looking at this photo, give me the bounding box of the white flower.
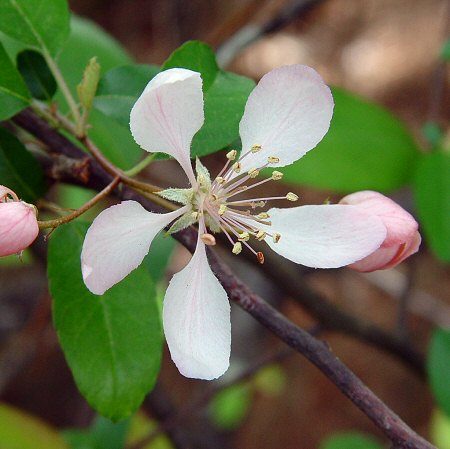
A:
[81,65,387,380]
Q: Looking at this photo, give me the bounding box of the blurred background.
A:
[1,0,449,448]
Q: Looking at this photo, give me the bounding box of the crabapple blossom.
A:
[0,185,39,257]
[81,65,388,380]
[339,191,421,272]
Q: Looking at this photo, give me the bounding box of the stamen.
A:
[286,192,299,201]
[226,149,237,160]
[232,162,241,173]
[218,204,227,215]
[257,251,265,264]
[268,156,280,164]
[191,211,199,220]
[271,171,283,180]
[251,144,262,153]
[201,233,216,246]
[257,212,269,219]
[255,230,266,241]
[238,231,250,242]
[232,242,242,255]
[215,176,225,184]
[272,232,281,243]
[248,168,259,178]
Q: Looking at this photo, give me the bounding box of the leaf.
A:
[0,0,70,56]
[428,329,450,417]
[0,42,30,120]
[281,87,420,193]
[319,432,383,449]
[430,409,450,449]
[161,41,219,91]
[48,222,163,421]
[191,71,254,158]
[0,127,45,202]
[16,49,56,100]
[441,39,450,61]
[94,64,160,127]
[0,403,69,449]
[143,234,176,282]
[413,151,450,262]
[77,57,101,109]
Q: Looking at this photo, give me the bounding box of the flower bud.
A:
[0,191,39,256]
[339,191,421,272]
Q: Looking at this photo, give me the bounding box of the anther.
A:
[215,176,225,184]
[267,156,280,164]
[218,204,228,216]
[201,233,216,246]
[257,251,265,264]
[251,201,266,208]
[286,192,299,202]
[257,212,269,219]
[226,149,237,160]
[271,171,283,180]
[255,230,266,241]
[251,144,262,153]
[191,211,199,220]
[238,231,250,242]
[232,162,241,173]
[232,242,242,255]
[272,232,281,243]
[248,168,259,178]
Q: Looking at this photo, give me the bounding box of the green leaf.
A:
[0,127,45,202]
[48,222,163,421]
[162,41,219,91]
[430,409,450,449]
[281,88,420,193]
[441,39,450,61]
[319,432,383,449]
[191,71,255,158]
[77,57,101,110]
[16,50,56,100]
[90,415,130,449]
[428,329,450,416]
[210,384,252,430]
[142,234,176,282]
[0,0,70,56]
[0,403,69,449]
[413,151,450,262]
[94,64,160,127]
[0,42,30,119]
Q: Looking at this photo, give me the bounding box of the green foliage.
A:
[77,57,101,110]
[0,403,69,449]
[0,0,70,56]
[0,127,46,202]
[413,151,450,262]
[254,364,287,396]
[0,43,30,120]
[319,432,383,449]
[16,50,56,100]
[441,39,450,61]
[210,384,253,430]
[48,222,163,421]
[430,409,450,449]
[143,234,176,282]
[428,329,450,417]
[94,64,160,127]
[281,87,420,193]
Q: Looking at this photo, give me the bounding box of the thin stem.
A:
[38,177,120,229]
[124,153,156,177]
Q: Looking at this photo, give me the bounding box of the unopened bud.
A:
[286,192,298,202]
[271,171,283,181]
[226,149,237,160]
[232,242,242,255]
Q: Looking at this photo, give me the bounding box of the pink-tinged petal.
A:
[163,239,231,380]
[81,201,186,295]
[238,65,333,173]
[0,201,39,256]
[263,205,387,268]
[340,191,421,271]
[130,68,204,185]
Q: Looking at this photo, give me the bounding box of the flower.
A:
[339,191,421,271]
[0,185,39,257]
[81,65,387,380]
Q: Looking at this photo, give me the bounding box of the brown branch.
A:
[12,109,436,449]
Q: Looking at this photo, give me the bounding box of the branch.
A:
[12,109,436,449]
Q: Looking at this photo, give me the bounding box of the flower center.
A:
[194,145,298,264]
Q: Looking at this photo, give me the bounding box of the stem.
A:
[38,177,120,229]
[124,153,156,177]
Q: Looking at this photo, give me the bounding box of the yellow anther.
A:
[268,156,280,164]
[255,230,266,241]
[232,162,241,173]
[215,176,225,184]
[238,231,250,242]
[248,168,259,178]
[257,212,270,219]
[232,242,242,255]
[201,233,216,246]
[272,232,281,243]
[257,251,265,264]
[191,211,199,220]
[218,204,227,216]
[286,192,299,202]
[210,193,218,201]
[251,201,266,209]
[271,171,283,180]
[251,144,262,153]
[226,149,237,160]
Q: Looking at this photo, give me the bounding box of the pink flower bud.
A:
[0,188,39,256]
[339,191,421,272]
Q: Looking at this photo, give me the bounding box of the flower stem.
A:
[38,177,120,230]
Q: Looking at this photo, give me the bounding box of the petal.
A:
[163,239,231,380]
[0,202,38,256]
[130,68,204,185]
[81,201,186,295]
[0,185,18,202]
[263,205,387,268]
[238,65,333,173]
